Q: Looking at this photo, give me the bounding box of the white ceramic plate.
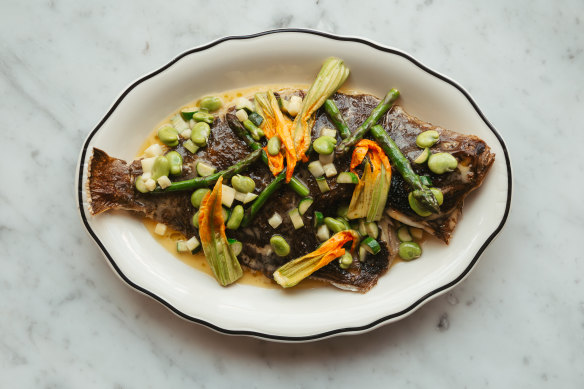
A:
[76,29,512,341]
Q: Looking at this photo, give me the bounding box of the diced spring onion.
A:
[235,109,248,122]
[234,190,247,203]
[320,127,337,138]
[235,97,254,112]
[186,236,200,252]
[144,178,156,192]
[337,172,359,184]
[157,175,172,189]
[315,177,330,193]
[319,152,334,165]
[361,237,381,255]
[308,160,325,178]
[409,227,424,240]
[242,192,258,204]
[221,185,236,208]
[172,114,190,132]
[316,224,330,242]
[177,240,189,252]
[183,139,199,154]
[180,108,198,121]
[287,95,302,117]
[298,197,313,215]
[141,157,156,174]
[288,208,304,229]
[359,245,368,262]
[196,161,216,177]
[154,223,167,236]
[144,144,164,158]
[313,211,324,227]
[268,212,283,229]
[365,222,379,239]
[322,163,337,177]
[228,239,243,256]
[180,129,192,139]
[397,226,413,242]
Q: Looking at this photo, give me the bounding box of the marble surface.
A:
[1,0,583,387]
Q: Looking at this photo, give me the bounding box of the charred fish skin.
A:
[86,90,494,291]
[381,105,495,243]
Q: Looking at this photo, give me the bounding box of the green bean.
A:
[398,241,422,261]
[339,252,353,269]
[151,156,170,180]
[336,89,400,156]
[428,153,458,174]
[370,125,440,214]
[324,99,351,139]
[157,126,179,147]
[199,96,223,112]
[193,111,214,124]
[270,235,290,257]
[267,136,282,156]
[165,151,183,176]
[231,174,255,193]
[191,188,210,208]
[191,122,211,147]
[226,205,244,230]
[313,136,337,155]
[416,130,440,148]
[155,148,263,192]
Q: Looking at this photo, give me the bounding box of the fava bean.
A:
[398,241,422,261]
[135,176,148,193]
[428,152,458,174]
[151,156,170,180]
[324,217,346,234]
[157,126,179,147]
[416,130,440,148]
[191,122,211,146]
[190,188,210,208]
[165,151,183,176]
[193,111,215,124]
[313,135,337,155]
[267,136,282,156]
[270,235,290,257]
[226,205,244,230]
[199,96,223,112]
[339,252,353,269]
[408,192,432,217]
[231,174,255,193]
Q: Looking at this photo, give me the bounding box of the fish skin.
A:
[86,90,494,291]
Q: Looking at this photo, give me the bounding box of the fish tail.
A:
[86,148,135,215]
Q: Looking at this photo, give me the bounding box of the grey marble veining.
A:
[1,0,583,387]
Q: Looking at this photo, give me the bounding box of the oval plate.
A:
[76,29,512,341]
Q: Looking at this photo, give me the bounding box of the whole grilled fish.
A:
[87,90,494,292]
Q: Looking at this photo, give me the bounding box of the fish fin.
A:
[87,148,136,215]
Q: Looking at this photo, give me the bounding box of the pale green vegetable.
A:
[270,235,290,257]
[428,153,458,174]
[416,130,440,148]
[157,126,179,147]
